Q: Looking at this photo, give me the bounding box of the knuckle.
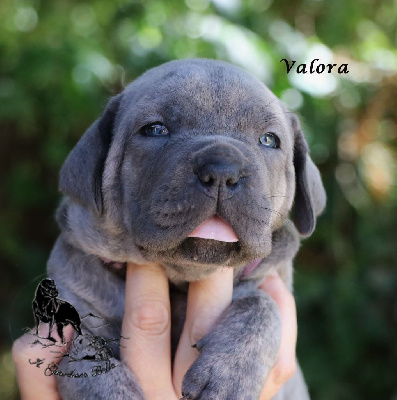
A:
[130,299,169,336]
[274,289,295,310]
[12,337,29,366]
[271,357,297,385]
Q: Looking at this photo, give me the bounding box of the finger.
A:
[173,267,234,396]
[121,262,176,399]
[12,325,74,400]
[258,273,297,400]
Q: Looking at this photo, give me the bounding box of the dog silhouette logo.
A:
[33,278,82,342]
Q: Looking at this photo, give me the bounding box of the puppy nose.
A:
[196,162,240,187]
[194,151,242,194]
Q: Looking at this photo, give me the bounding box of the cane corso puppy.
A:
[48,59,325,399]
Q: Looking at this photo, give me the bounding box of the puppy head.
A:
[37,278,58,298]
[59,59,325,281]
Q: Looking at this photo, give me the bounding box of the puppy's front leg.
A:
[182,287,281,400]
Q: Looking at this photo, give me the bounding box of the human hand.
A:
[121,263,297,400]
[258,273,297,400]
[12,265,297,400]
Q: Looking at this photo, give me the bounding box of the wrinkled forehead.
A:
[121,60,285,129]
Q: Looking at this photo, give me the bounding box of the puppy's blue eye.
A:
[259,132,280,148]
[141,123,169,137]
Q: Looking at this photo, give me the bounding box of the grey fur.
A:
[47,59,325,399]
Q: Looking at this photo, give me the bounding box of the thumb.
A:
[12,325,74,400]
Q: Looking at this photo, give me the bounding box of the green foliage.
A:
[1,0,396,399]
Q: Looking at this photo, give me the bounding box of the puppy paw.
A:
[181,295,281,400]
[181,340,266,400]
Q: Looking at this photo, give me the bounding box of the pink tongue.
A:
[188,216,238,242]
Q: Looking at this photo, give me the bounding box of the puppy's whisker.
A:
[261,207,294,227]
[262,190,291,199]
[263,208,289,220]
[265,110,295,119]
[78,253,100,266]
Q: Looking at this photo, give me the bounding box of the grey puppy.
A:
[48,59,325,399]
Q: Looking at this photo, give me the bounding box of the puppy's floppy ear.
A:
[59,94,122,215]
[290,113,326,237]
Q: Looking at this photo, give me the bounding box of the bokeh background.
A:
[1,0,396,399]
